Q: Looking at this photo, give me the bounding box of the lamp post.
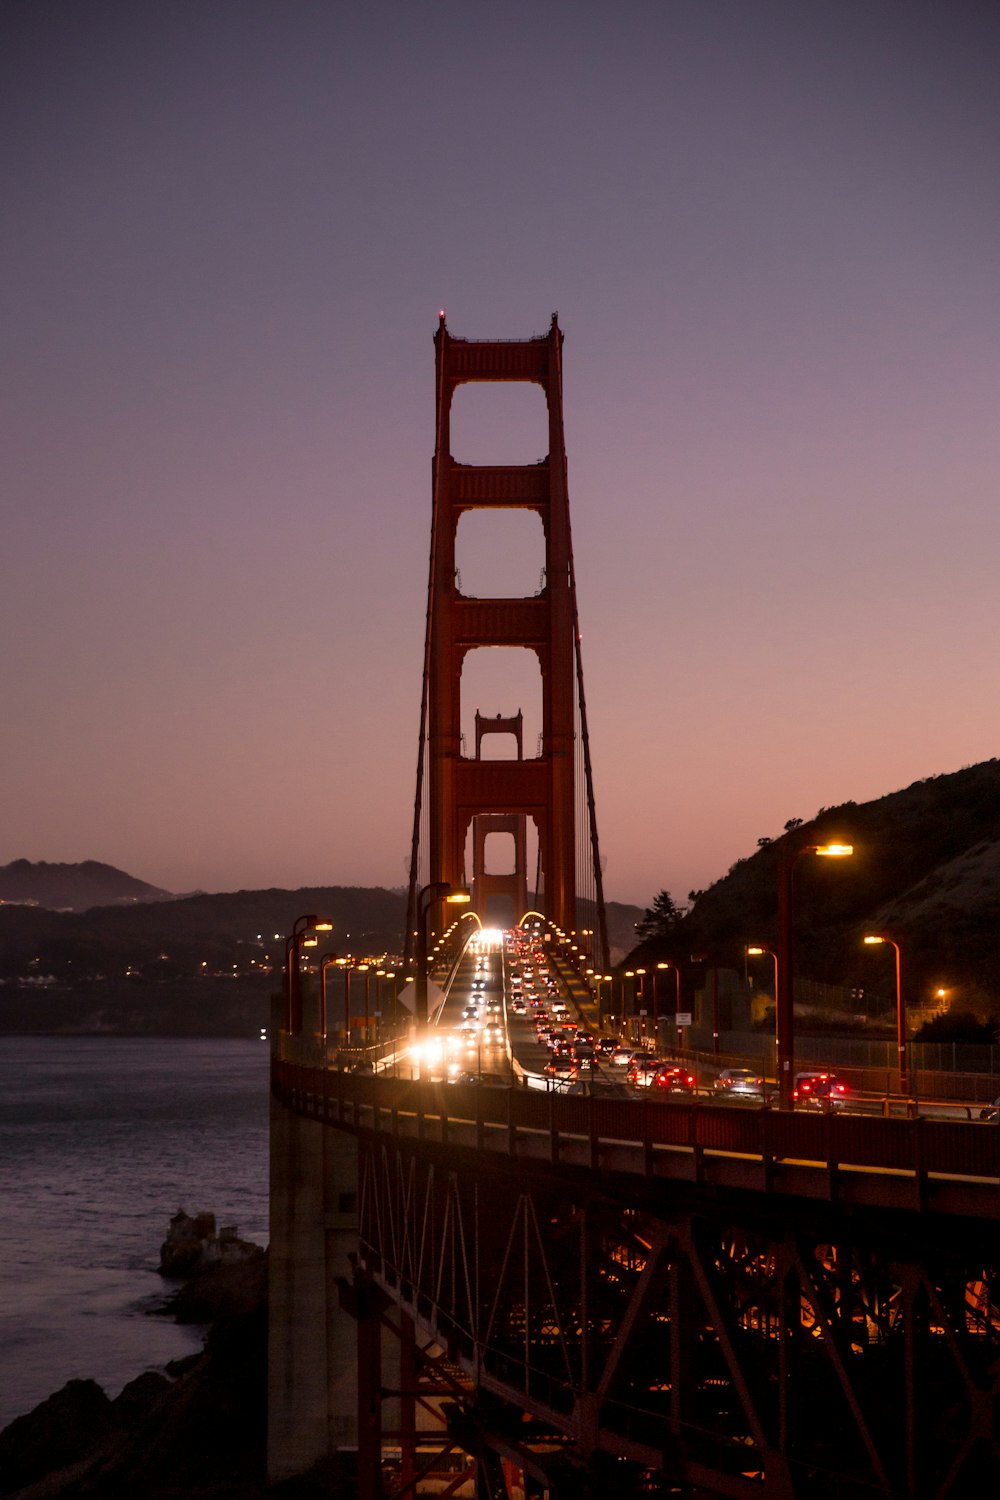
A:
[416,881,471,1034]
[747,946,778,1079]
[335,958,352,1043]
[283,915,332,1033]
[776,840,853,1110]
[318,951,341,1044]
[652,962,666,1049]
[655,961,683,1051]
[589,972,611,1025]
[358,964,371,1040]
[863,934,908,1094]
[374,969,386,1041]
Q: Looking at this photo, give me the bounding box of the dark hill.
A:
[632,760,1000,1015]
[0,859,171,911]
[0,885,406,981]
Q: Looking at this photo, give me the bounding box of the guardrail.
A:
[273,1058,1000,1220]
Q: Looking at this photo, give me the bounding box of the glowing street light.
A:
[747,946,778,993]
[863,934,908,1094]
[284,916,333,1033]
[776,839,853,1110]
[416,882,471,1034]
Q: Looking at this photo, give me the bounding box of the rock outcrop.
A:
[0,1215,278,1500]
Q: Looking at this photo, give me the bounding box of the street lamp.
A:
[747,947,779,1000]
[358,964,371,1039]
[374,969,386,1040]
[589,972,612,1025]
[416,881,471,1033]
[747,946,778,1072]
[656,961,683,1051]
[863,934,908,1094]
[284,915,333,1033]
[636,968,647,1039]
[318,950,341,1044]
[776,840,853,1109]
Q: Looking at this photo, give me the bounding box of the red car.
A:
[651,1066,696,1094]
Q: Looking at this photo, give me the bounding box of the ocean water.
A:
[0,1036,270,1430]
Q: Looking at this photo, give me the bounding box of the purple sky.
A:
[3,2,999,910]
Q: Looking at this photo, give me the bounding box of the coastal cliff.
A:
[0,1217,353,1499]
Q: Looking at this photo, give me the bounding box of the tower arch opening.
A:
[454,508,546,600]
[459,647,543,760]
[449,382,549,466]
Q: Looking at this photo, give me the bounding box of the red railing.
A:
[272,1060,1000,1216]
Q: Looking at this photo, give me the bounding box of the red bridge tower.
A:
[406,315,608,965]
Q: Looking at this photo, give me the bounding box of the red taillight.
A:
[686,1076,695,1086]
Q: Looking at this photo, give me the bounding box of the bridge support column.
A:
[267,1083,361,1481]
[399,1310,418,1491]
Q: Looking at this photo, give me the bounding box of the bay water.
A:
[0,1036,269,1430]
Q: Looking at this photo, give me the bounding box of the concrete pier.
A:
[267,1062,361,1480]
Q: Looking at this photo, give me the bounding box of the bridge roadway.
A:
[271,929,1000,1498]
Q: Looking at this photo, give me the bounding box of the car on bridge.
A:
[792,1071,848,1107]
[627,1057,667,1087]
[712,1067,766,1100]
[651,1066,697,1094]
[448,1071,509,1087]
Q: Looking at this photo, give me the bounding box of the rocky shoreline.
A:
[0,1216,352,1500]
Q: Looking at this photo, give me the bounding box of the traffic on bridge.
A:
[382,923,994,1124]
[269,319,1000,1500]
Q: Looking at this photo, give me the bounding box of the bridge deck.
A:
[273,1058,1000,1221]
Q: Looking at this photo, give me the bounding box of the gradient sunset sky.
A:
[4,1,999,910]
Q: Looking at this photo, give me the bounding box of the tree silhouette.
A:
[635,890,686,943]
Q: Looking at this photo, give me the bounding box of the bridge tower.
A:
[471,713,529,922]
[407,314,608,964]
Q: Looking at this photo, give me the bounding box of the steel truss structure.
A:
[352,1130,999,1499]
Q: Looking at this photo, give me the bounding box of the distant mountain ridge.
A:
[0,860,172,912]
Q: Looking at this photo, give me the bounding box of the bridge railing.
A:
[272,1059,1000,1218]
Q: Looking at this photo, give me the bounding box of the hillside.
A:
[0,885,407,982]
[0,859,172,911]
[631,760,1000,1016]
